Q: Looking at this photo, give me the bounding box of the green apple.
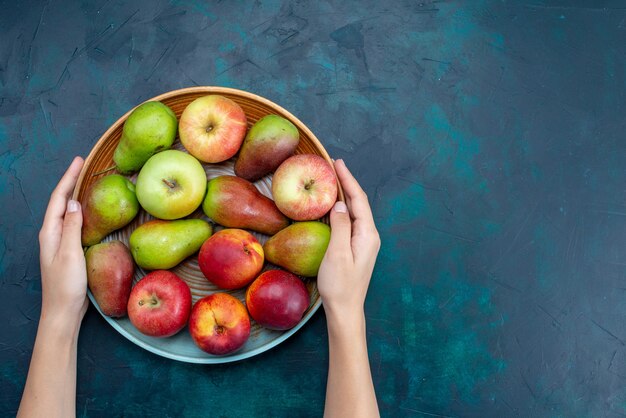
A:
[135,150,207,219]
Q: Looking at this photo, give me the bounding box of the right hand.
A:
[317,159,381,322]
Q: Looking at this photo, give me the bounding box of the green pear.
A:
[129,219,212,270]
[113,101,178,174]
[234,115,300,181]
[202,175,289,235]
[263,221,331,277]
[85,240,135,317]
[81,174,139,246]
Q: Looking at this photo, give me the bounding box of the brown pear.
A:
[202,175,289,235]
[85,240,135,317]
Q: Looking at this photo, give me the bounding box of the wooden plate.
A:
[73,87,342,363]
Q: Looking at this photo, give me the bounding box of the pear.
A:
[129,219,212,270]
[234,115,299,182]
[85,240,135,317]
[263,221,331,277]
[113,101,178,174]
[202,175,289,235]
[81,174,139,246]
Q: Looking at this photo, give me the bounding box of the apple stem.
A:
[162,178,177,189]
[304,179,315,190]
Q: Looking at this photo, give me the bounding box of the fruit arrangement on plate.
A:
[75,87,340,363]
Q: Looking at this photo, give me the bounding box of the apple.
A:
[271,154,338,220]
[189,293,251,355]
[198,229,264,290]
[245,270,310,330]
[127,270,192,337]
[135,150,207,220]
[179,95,247,163]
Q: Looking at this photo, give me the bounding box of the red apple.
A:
[127,270,192,337]
[198,229,264,290]
[271,154,338,220]
[245,270,310,330]
[189,293,251,355]
[178,95,247,163]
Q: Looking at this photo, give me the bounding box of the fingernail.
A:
[67,200,79,213]
[334,201,347,213]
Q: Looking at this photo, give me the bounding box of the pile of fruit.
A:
[82,95,338,356]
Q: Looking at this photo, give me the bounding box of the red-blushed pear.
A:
[198,229,264,290]
[202,175,289,235]
[85,240,135,317]
[81,174,139,246]
[234,115,300,182]
[189,293,251,355]
[135,150,207,220]
[127,270,192,338]
[179,95,247,163]
[263,221,331,277]
[271,154,338,220]
[246,270,310,330]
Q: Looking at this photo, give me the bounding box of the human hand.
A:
[38,156,88,328]
[317,159,381,324]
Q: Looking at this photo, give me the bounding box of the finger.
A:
[40,157,84,256]
[334,159,375,226]
[325,201,353,261]
[59,199,83,257]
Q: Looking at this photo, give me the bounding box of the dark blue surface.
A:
[1,1,626,416]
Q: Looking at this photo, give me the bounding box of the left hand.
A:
[38,156,88,325]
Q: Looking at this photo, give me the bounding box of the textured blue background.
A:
[1,0,626,416]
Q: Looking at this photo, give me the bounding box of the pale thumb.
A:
[60,199,83,254]
[326,201,352,256]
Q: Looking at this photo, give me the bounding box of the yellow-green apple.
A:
[198,229,264,289]
[85,240,135,317]
[189,293,251,355]
[135,150,207,220]
[127,270,191,337]
[202,175,289,235]
[246,270,310,330]
[179,95,247,163]
[263,221,331,277]
[272,154,338,220]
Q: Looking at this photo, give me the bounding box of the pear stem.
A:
[92,165,116,176]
